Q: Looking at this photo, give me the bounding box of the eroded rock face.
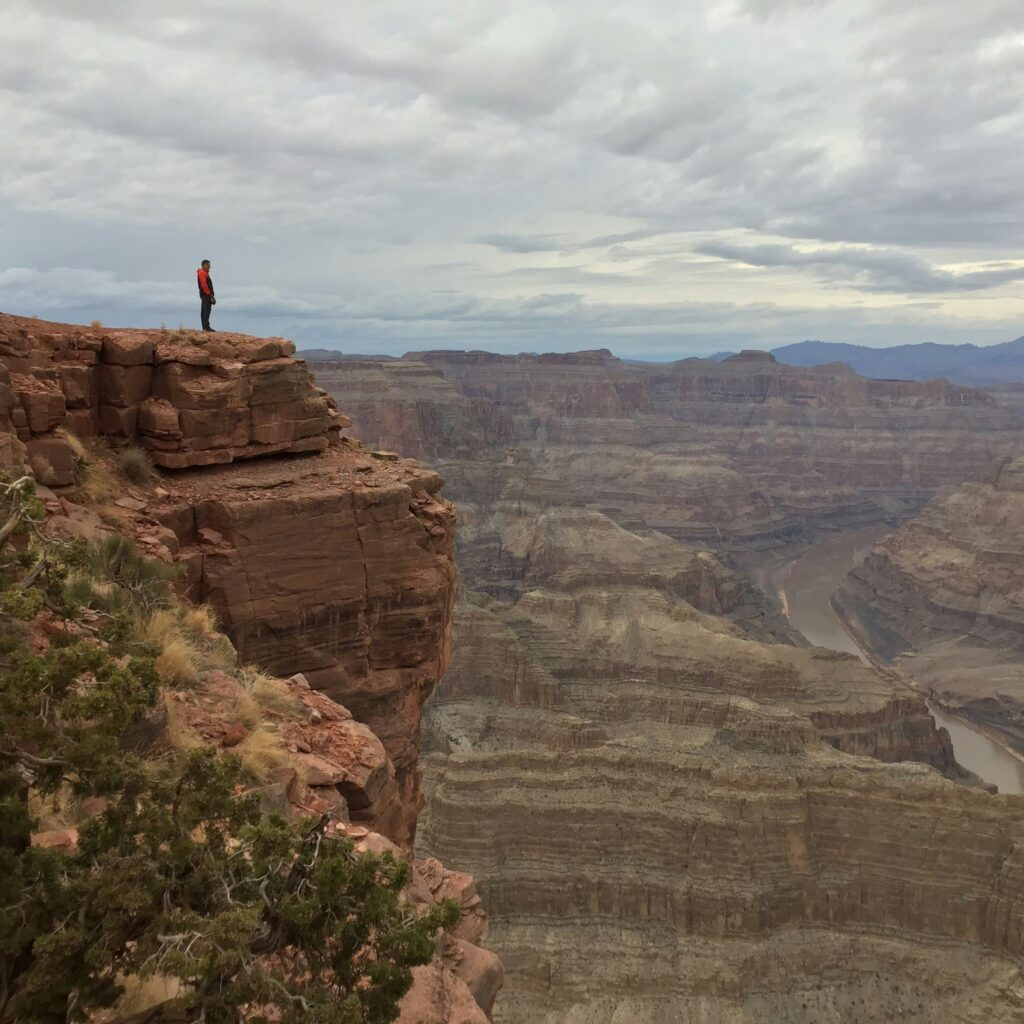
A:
[0,311,460,848]
[315,347,1024,1022]
[313,349,1023,553]
[0,314,499,1020]
[150,449,456,847]
[0,313,344,472]
[839,456,1024,753]
[423,726,1024,1023]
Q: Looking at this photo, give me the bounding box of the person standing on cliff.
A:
[197,259,216,332]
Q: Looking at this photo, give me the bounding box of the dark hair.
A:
[201,259,211,266]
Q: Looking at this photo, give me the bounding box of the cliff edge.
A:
[0,312,500,1023]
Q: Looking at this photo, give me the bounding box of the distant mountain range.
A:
[717,336,1024,385]
[302,336,1024,385]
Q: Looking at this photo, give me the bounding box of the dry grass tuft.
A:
[142,608,235,685]
[251,676,304,717]
[116,445,153,485]
[79,458,118,504]
[234,726,290,781]
[181,603,218,637]
[143,608,181,649]
[164,696,203,751]
[90,319,104,332]
[155,638,201,687]
[234,691,262,729]
[54,428,87,460]
[205,633,237,670]
[238,666,304,718]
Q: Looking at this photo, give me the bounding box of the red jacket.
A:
[197,267,214,297]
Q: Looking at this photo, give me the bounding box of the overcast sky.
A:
[2,0,1022,357]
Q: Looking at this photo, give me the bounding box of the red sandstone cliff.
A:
[0,311,500,1022]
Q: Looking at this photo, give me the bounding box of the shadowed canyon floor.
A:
[317,349,1024,1023]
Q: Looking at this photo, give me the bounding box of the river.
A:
[760,526,1024,795]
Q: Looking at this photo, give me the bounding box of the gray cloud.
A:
[1,0,1023,353]
[474,234,565,254]
[697,240,1024,293]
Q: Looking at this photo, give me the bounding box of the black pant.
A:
[201,295,213,331]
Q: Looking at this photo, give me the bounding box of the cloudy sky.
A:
[2,0,1022,357]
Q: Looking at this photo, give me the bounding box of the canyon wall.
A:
[423,709,1024,1024]
[418,533,1024,1023]
[0,312,499,1022]
[312,348,1023,554]
[0,313,458,845]
[316,346,1024,1023]
[839,456,1024,754]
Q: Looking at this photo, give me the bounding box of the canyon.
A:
[315,347,1024,1023]
[309,348,1023,554]
[9,312,1024,1022]
[0,312,500,1023]
[839,455,1024,758]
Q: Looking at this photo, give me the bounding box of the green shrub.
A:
[0,478,456,1024]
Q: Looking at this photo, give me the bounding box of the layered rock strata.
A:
[0,314,344,478]
[313,348,1024,555]
[314,344,1024,1021]
[0,312,499,1020]
[423,726,1024,1024]
[421,544,1024,1020]
[839,456,1024,753]
[0,311,458,846]
[150,449,456,845]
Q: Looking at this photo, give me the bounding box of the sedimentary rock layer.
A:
[150,447,456,845]
[0,311,460,847]
[0,313,344,475]
[314,348,1024,553]
[316,345,1024,1021]
[1,314,500,1023]
[839,456,1024,752]
[423,723,1024,1023]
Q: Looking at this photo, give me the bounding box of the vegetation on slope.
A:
[0,473,455,1024]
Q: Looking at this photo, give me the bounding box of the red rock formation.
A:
[149,450,456,846]
[0,311,457,846]
[0,314,344,479]
[0,311,500,1021]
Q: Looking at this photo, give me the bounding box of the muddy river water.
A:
[761,526,1024,795]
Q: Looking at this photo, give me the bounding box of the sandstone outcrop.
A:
[0,311,458,848]
[0,312,500,1021]
[839,455,1024,754]
[149,449,456,846]
[0,314,344,479]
